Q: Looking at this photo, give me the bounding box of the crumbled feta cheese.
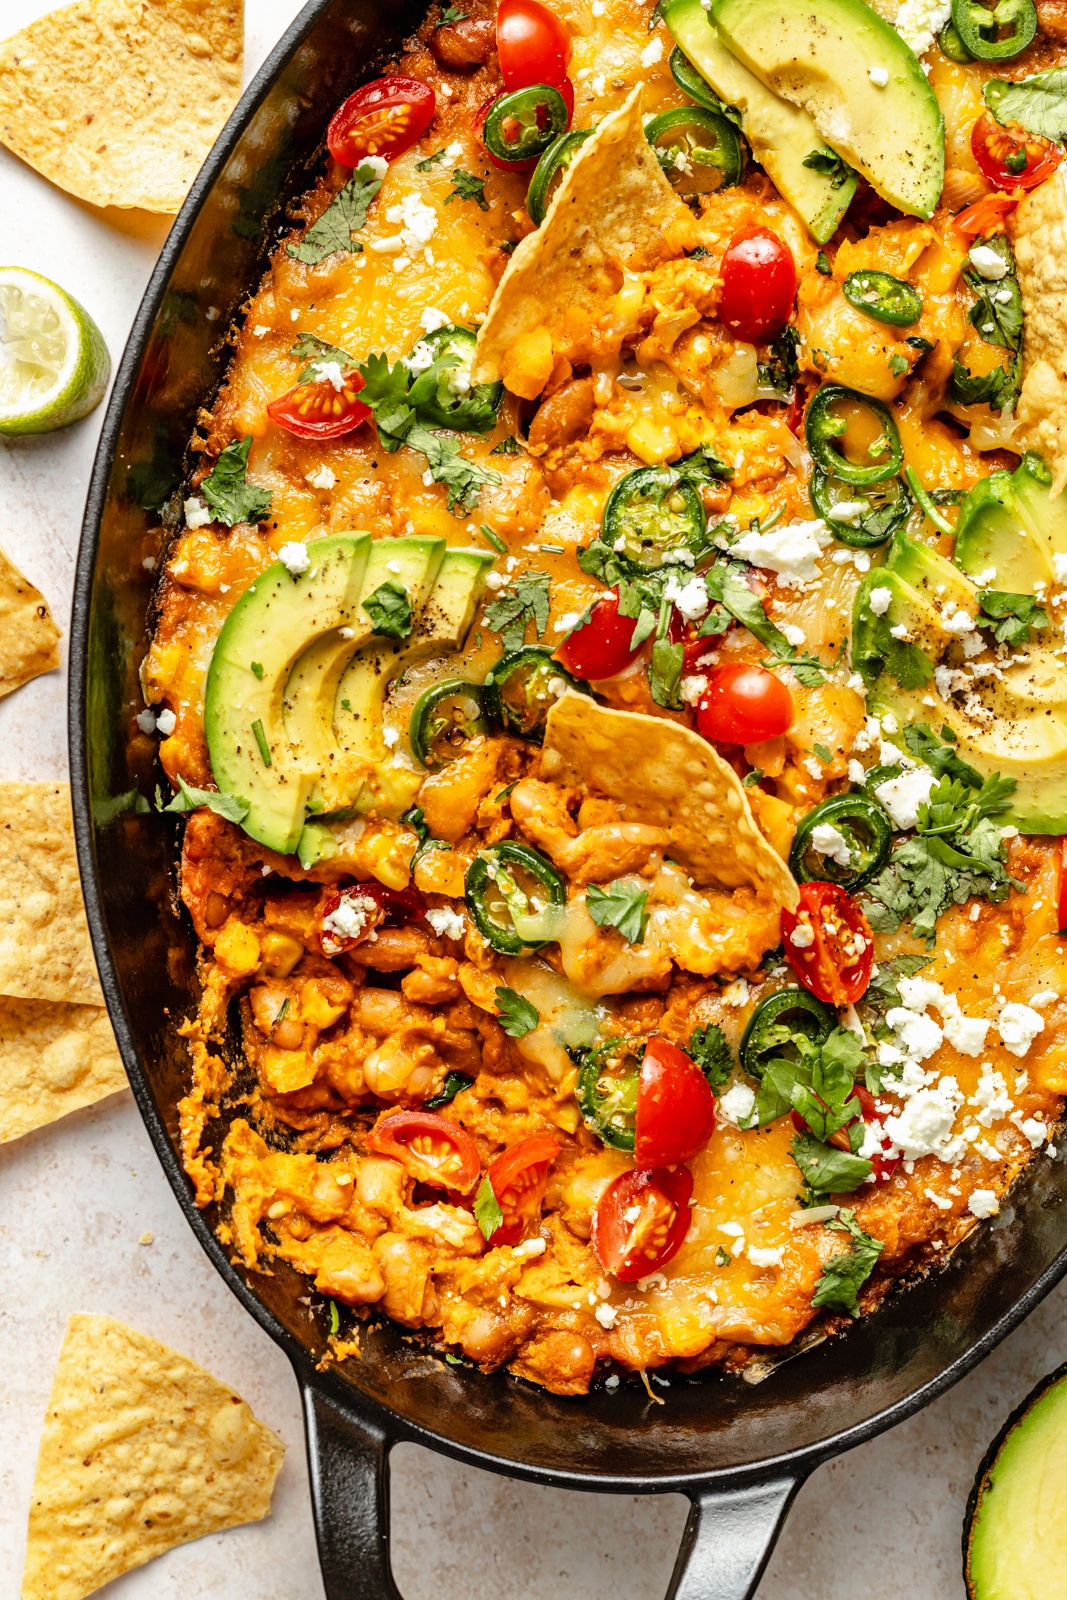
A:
[881,1076,962,1161]
[362,155,389,180]
[789,922,815,949]
[664,572,709,621]
[312,359,346,390]
[996,1002,1045,1057]
[897,976,950,1014]
[384,192,439,261]
[306,464,336,490]
[889,623,911,641]
[967,1188,999,1219]
[592,0,606,13]
[924,1188,952,1211]
[868,585,893,616]
[886,1006,944,1062]
[484,570,506,590]
[1012,1110,1047,1148]
[811,822,853,867]
[782,623,806,646]
[943,607,976,635]
[868,64,889,86]
[604,1373,620,1391]
[419,306,452,335]
[425,905,466,941]
[721,978,750,1008]
[322,891,377,950]
[680,673,708,706]
[510,1237,547,1259]
[891,0,951,57]
[717,1083,756,1127]
[136,708,156,734]
[155,707,176,737]
[719,1221,745,1237]
[640,34,664,64]
[874,767,936,831]
[278,541,310,576]
[967,244,1009,281]
[747,1245,783,1268]
[382,727,400,749]
[404,339,436,375]
[730,518,832,589]
[847,759,866,784]
[943,1014,991,1057]
[594,1301,619,1328]
[184,496,211,529]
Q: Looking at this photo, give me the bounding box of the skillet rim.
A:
[68,0,1067,1497]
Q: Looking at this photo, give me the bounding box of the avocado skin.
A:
[964,1363,1067,1600]
[711,0,944,220]
[663,0,856,242]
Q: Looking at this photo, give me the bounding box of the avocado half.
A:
[965,1363,1067,1600]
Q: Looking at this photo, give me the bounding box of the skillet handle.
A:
[301,1383,402,1600]
[667,1475,806,1600]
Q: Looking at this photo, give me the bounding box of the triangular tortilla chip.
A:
[0,544,60,698]
[0,996,125,1142]
[0,0,243,213]
[0,782,102,1005]
[541,691,799,909]
[22,1314,284,1600]
[1013,170,1067,496]
[471,85,696,398]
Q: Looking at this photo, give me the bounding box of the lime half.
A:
[0,266,111,435]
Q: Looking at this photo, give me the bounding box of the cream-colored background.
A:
[2,2,1066,1594]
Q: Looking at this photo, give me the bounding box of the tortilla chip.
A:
[0,782,102,1006]
[0,545,60,698]
[0,0,243,213]
[471,86,695,398]
[0,996,125,1142]
[541,692,799,909]
[21,1314,285,1600]
[1012,169,1067,496]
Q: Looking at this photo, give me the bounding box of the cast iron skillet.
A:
[69,3,1067,1595]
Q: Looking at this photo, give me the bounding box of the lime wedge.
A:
[0,266,111,435]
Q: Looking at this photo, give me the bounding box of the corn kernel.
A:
[213,920,261,976]
[626,416,677,464]
[260,930,304,978]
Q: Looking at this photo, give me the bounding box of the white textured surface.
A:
[2,3,1067,1596]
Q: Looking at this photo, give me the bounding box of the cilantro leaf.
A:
[400,804,451,869]
[977,588,1048,646]
[704,560,826,683]
[802,148,854,188]
[586,880,649,944]
[673,443,734,483]
[474,1175,504,1241]
[962,235,1022,352]
[688,1023,733,1091]
[356,352,417,449]
[852,600,935,691]
[758,324,800,393]
[291,331,356,383]
[888,352,910,377]
[162,775,249,823]
[437,4,469,20]
[649,635,684,708]
[287,164,383,265]
[446,168,489,210]
[863,953,932,1010]
[816,250,832,275]
[491,435,522,455]
[811,1209,884,1317]
[791,1131,872,1200]
[415,147,451,171]
[985,68,1067,143]
[484,571,551,649]
[200,436,273,528]
[902,722,982,788]
[425,1070,475,1110]
[950,352,1020,414]
[363,580,413,639]
[406,425,501,513]
[494,986,540,1037]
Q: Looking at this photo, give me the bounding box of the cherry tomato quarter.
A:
[970,111,1062,191]
[635,1037,716,1166]
[497,0,572,90]
[555,588,642,679]
[484,1134,559,1246]
[592,1166,694,1282]
[367,1110,481,1193]
[781,881,875,1007]
[327,77,435,166]
[266,372,371,440]
[718,226,797,344]
[696,663,794,744]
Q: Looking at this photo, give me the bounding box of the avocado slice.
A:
[965,1363,1067,1600]
[287,534,446,813]
[711,0,944,220]
[204,535,370,855]
[330,546,494,817]
[852,532,1067,831]
[955,452,1067,594]
[664,0,856,242]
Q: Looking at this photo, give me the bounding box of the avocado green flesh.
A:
[711,0,944,220]
[204,535,370,855]
[852,532,1067,832]
[663,0,856,242]
[967,1369,1067,1600]
[955,455,1067,595]
[291,535,446,813]
[330,547,494,818]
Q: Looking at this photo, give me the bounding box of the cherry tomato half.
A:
[970,111,1062,192]
[484,1134,559,1246]
[497,0,572,91]
[790,1083,899,1183]
[367,1110,481,1193]
[327,77,436,166]
[635,1037,716,1165]
[718,226,797,345]
[555,588,642,679]
[266,372,371,440]
[781,881,874,1007]
[317,880,425,955]
[952,191,1018,237]
[592,1165,694,1282]
[696,663,794,745]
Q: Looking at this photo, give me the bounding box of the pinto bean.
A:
[527,377,595,456]
[429,16,495,68]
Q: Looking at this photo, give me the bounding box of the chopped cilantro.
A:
[415,147,452,171]
[287,163,382,264]
[251,719,272,767]
[161,775,249,823]
[290,330,356,383]
[811,1210,883,1317]
[687,1023,733,1091]
[813,742,832,763]
[586,880,649,944]
[363,580,413,640]
[802,148,854,188]
[757,324,800,393]
[977,588,1048,646]
[425,1071,475,1110]
[437,4,468,19]
[200,436,272,527]
[716,1246,732,1266]
[484,571,551,649]
[742,768,764,787]
[494,986,540,1037]
[328,1299,340,1335]
[474,1174,504,1241]
[250,661,264,679]
[888,352,909,377]
[446,168,489,210]
[816,250,832,275]
[491,434,522,455]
